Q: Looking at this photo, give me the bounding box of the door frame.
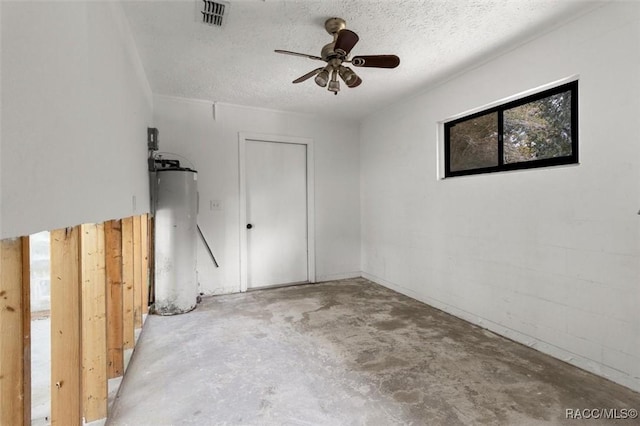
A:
[238,132,315,292]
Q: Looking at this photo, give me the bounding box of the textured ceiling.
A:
[122,0,601,121]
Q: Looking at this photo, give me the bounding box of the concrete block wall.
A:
[360,2,640,392]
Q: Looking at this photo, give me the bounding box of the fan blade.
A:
[292,68,324,84]
[349,75,363,88]
[275,50,323,61]
[351,55,400,68]
[334,29,359,56]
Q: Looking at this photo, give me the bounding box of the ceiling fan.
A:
[275,17,400,95]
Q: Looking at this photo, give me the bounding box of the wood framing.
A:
[121,217,135,349]
[148,216,155,306]
[141,214,149,315]
[132,215,143,329]
[105,220,124,378]
[81,223,107,422]
[50,227,83,426]
[0,216,152,425]
[0,237,31,426]
[21,237,31,426]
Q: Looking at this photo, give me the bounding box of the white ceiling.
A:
[122,0,600,121]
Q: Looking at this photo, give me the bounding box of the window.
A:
[444,81,578,177]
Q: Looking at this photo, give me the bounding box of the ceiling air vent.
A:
[199,0,228,27]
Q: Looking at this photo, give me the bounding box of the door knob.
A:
[246,224,253,229]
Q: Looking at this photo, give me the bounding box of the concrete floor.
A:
[107,278,639,425]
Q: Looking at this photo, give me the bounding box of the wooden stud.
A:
[50,227,82,426]
[132,216,143,329]
[105,220,124,378]
[148,216,155,306]
[0,237,30,426]
[81,223,107,422]
[21,237,31,426]
[141,214,149,315]
[121,217,135,349]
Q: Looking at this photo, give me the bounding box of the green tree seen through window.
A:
[445,81,577,177]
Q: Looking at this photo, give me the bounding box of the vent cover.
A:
[200,0,227,27]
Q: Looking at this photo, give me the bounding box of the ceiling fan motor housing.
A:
[321,42,337,61]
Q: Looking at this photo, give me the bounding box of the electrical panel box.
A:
[148,127,159,151]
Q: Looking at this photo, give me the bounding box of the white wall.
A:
[1,1,152,239]
[153,96,361,295]
[360,2,640,392]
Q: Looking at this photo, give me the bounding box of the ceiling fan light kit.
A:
[275,17,400,95]
[339,66,360,88]
[314,68,330,87]
[328,79,340,94]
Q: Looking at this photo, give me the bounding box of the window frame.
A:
[444,80,578,177]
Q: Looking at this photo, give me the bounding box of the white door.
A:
[245,140,308,289]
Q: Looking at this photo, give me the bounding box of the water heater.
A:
[154,167,198,315]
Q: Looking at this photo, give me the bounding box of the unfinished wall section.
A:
[360,2,640,391]
[0,2,152,239]
[0,215,149,425]
[0,237,30,426]
[153,98,361,295]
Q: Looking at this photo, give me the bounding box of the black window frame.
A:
[444,81,578,177]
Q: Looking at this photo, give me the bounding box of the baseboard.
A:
[201,285,241,296]
[315,271,362,283]
[362,272,640,393]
